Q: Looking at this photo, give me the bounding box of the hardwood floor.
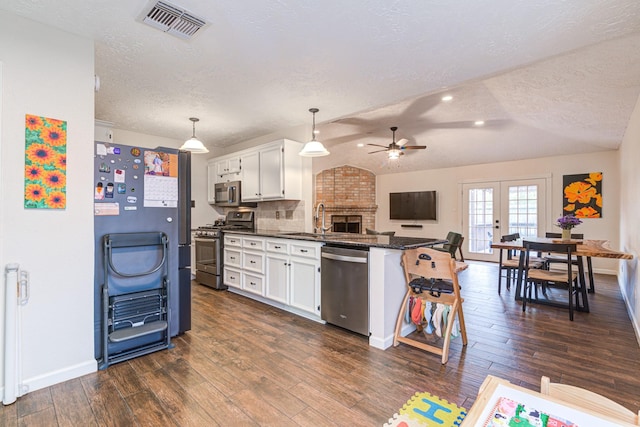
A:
[3,261,640,426]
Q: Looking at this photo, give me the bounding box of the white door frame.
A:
[459,175,551,262]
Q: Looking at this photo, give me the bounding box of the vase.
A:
[561,228,572,241]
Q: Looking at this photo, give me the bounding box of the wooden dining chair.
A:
[497,233,544,294]
[393,247,467,364]
[545,232,595,293]
[522,240,588,321]
[540,376,640,425]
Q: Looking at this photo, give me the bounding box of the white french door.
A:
[462,178,548,262]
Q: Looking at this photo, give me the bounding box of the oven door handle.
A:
[195,237,220,242]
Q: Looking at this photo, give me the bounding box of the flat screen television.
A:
[389,190,437,220]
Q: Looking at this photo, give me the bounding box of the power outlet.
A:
[275,211,280,219]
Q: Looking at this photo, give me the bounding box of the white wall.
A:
[618,94,640,341]
[376,150,621,273]
[0,11,96,391]
[111,128,218,228]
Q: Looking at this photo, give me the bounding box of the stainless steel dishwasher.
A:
[320,246,369,336]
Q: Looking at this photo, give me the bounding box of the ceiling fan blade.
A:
[401,145,427,150]
[367,143,388,148]
[396,138,409,147]
[368,149,388,154]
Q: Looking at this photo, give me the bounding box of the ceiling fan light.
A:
[388,149,400,160]
[299,140,330,157]
[299,107,330,157]
[180,117,209,153]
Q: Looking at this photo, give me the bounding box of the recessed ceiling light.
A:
[357,143,364,147]
[441,95,453,102]
[474,120,485,126]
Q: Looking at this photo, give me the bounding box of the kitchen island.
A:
[223,230,446,350]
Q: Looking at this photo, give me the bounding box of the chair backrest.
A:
[401,247,461,300]
[540,376,640,425]
[523,241,576,274]
[499,233,520,260]
[440,231,463,255]
[545,232,584,239]
[500,233,520,243]
[366,228,395,236]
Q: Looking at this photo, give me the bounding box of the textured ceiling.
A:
[2,0,640,175]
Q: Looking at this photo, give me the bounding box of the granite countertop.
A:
[224,229,446,250]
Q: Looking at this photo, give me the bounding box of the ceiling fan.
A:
[368,126,426,159]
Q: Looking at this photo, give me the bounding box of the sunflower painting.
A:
[562,172,602,218]
[24,114,67,209]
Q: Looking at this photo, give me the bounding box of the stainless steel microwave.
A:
[214,181,241,207]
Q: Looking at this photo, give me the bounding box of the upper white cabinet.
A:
[241,139,302,202]
[207,163,216,203]
[215,156,241,181]
[212,156,241,184]
[208,139,302,205]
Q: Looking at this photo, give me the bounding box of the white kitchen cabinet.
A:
[289,242,322,316]
[223,234,322,320]
[241,139,303,202]
[214,156,241,183]
[216,156,241,176]
[265,238,291,304]
[223,247,241,268]
[242,271,264,295]
[223,267,241,289]
[207,163,216,203]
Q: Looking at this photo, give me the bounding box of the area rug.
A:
[384,392,467,427]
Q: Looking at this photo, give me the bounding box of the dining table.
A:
[490,237,633,311]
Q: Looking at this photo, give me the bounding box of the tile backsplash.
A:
[254,199,305,231]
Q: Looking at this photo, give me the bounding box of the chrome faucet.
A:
[315,202,331,235]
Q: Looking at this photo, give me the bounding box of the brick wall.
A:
[314,166,377,232]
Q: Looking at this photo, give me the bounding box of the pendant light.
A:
[180,117,209,153]
[299,108,330,157]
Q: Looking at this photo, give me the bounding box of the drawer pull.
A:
[275,245,281,249]
[250,281,256,286]
[300,249,308,253]
[250,260,256,264]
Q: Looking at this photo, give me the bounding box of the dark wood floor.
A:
[3,261,640,426]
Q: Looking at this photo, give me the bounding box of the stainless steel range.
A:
[194,210,255,290]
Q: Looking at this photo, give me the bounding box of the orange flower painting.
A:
[562,172,602,218]
[24,114,67,209]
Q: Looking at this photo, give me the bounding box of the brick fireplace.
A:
[314,166,377,233]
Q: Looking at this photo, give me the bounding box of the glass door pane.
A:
[463,182,499,261]
[463,178,547,262]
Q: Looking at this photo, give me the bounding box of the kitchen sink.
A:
[280,232,375,240]
[281,232,324,237]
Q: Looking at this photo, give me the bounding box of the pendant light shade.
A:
[299,108,329,157]
[180,117,209,153]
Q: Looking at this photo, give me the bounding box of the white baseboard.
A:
[370,323,416,350]
[21,359,97,395]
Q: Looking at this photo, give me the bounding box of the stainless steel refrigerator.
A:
[93,142,191,365]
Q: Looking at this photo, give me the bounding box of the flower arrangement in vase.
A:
[555,214,582,241]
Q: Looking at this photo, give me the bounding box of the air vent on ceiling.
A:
[138,0,208,40]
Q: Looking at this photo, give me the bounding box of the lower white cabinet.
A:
[223,234,322,320]
[224,267,241,289]
[289,256,320,316]
[265,251,289,304]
